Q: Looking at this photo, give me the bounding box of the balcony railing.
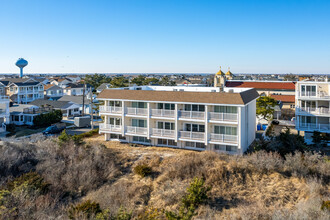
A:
[298,91,330,99]
[126,126,148,135]
[151,109,175,118]
[179,111,205,120]
[151,128,175,138]
[209,133,238,144]
[209,112,238,122]
[99,124,122,132]
[297,107,330,115]
[99,106,122,114]
[126,107,148,116]
[0,96,9,101]
[297,123,330,132]
[179,131,205,140]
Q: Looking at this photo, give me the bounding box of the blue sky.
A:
[0,0,329,74]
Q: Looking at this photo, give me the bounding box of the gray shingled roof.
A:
[29,99,73,109]
[58,95,89,105]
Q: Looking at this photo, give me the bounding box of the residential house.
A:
[9,104,47,126]
[30,99,81,118]
[50,78,72,88]
[97,85,259,155]
[0,95,10,132]
[44,84,64,100]
[63,83,92,96]
[4,80,44,104]
[58,95,92,114]
[295,79,330,144]
[96,83,111,93]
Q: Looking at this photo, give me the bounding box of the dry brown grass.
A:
[0,134,329,219]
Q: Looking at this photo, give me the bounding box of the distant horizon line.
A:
[0,72,329,75]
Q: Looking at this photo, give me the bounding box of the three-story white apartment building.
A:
[97,86,259,155]
[295,80,330,144]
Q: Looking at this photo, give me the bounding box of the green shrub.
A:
[6,171,49,194]
[166,177,211,220]
[321,200,330,211]
[33,110,62,127]
[134,164,152,177]
[68,200,102,219]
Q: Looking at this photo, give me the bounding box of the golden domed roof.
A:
[216,66,224,76]
[226,67,233,76]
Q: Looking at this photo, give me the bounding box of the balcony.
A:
[151,109,175,118]
[126,126,148,135]
[209,112,238,122]
[151,128,175,138]
[0,96,9,101]
[209,133,238,144]
[298,91,330,99]
[297,107,330,116]
[99,124,122,132]
[179,111,205,120]
[297,123,330,132]
[126,107,148,116]
[99,106,122,114]
[179,131,205,140]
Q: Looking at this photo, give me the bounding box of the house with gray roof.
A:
[29,99,81,118]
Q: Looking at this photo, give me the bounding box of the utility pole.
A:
[90,87,94,129]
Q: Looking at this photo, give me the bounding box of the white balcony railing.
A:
[179,111,205,120]
[151,128,175,138]
[179,131,205,140]
[298,107,330,115]
[99,106,122,114]
[151,109,175,118]
[210,133,238,144]
[209,112,238,122]
[297,123,330,132]
[99,124,122,132]
[126,126,148,135]
[298,91,330,99]
[126,107,148,116]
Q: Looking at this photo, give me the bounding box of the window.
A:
[133,136,150,143]
[185,123,205,132]
[226,145,237,152]
[132,119,147,127]
[301,85,316,96]
[214,126,237,135]
[214,144,225,151]
[157,103,175,110]
[185,141,205,149]
[184,104,205,112]
[109,101,122,107]
[132,102,147,108]
[157,139,176,146]
[214,106,237,113]
[157,121,174,130]
[110,134,125,140]
[109,117,121,125]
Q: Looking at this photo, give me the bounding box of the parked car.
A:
[43,123,66,135]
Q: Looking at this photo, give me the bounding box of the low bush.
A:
[33,110,62,127]
[321,200,330,211]
[68,200,102,219]
[134,164,152,177]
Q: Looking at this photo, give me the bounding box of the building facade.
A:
[0,96,10,132]
[97,86,259,155]
[295,80,330,144]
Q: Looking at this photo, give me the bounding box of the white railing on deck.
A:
[126,126,148,135]
[151,109,175,118]
[126,107,148,116]
[179,111,205,119]
[99,124,121,132]
[298,123,330,132]
[210,133,238,144]
[179,131,205,140]
[99,106,122,113]
[152,128,175,137]
[298,107,330,115]
[209,112,238,122]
